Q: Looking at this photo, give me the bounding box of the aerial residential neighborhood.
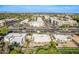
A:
[0,13,79,54]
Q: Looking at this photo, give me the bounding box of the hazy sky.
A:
[0,5,79,13]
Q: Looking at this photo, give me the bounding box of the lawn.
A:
[0,26,9,35]
[58,47,79,54]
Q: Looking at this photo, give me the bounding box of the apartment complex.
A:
[49,16,78,26]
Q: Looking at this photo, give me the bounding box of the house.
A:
[29,34,51,47]
[4,33,27,46]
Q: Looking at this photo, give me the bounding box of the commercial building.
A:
[53,34,72,43]
[29,33,51,47]
[0,20,5,27]
[29,17,45,27]
[5,18,17,26]
[54,34,78,48]
[52,34,78,48]
[4,33,27,46]
[20,19,29,24]
[20,17,45,27]
[49,16,78,26]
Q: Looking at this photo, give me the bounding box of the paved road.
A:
[8,27,79,34]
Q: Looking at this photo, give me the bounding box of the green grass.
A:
[58,47,79,54]
[0,26,9,35]
[35,41,60,54]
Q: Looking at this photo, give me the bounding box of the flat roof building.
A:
[53,34,72,43]
[29,34,51,47]
[50,16,78,26]
[4,33,27,46]
[0,20,5,27]
[20,19,29,24]
[29,17,45,27]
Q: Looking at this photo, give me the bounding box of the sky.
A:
[0,5,79,13]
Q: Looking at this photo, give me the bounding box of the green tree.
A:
[9,42,23,54]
